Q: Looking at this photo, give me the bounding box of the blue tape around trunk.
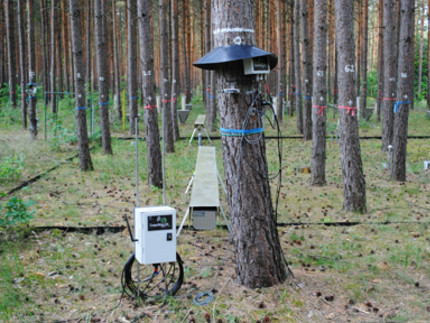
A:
[76,106,86,110]
[393,101,410,113]
[220,127,263,137]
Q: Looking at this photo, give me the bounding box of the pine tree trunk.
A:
[171,0,180,140]
[69,0,93,171]
[50,0,56,112]
[159,0,174,152]
[204,0,216,131]
[327,0,334,100]
[301,0,312,140]
[27,0,37,139]
[294,0,303,134]
[112,0,122,120]
[0,3,4,88]
[17,0,27,128]
[276,0,285,121]
[417,0,424,96]
[40,0,49,93]
[138,0,163,188]
[356,0,362,97]
[95,0,112,155]
[182,0,191,103]
[428,0,430,108]
[85,0,91,100]
[311,0,327,186]
[391,0,414,181]
[360,0,369,116]
[127,0,138,135]
[212,0,287,289]
[334,0,367,213]
[56,3,63,95]
[376,0,383,122]
[5,0,17,108]
[382,0,396,151]
[62,0,70,93]
[288,0,295,117]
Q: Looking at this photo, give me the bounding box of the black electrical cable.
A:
[121,252,184,300]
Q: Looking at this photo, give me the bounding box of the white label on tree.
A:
[345,65,354,73]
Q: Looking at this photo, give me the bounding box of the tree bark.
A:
[159,0,174,152]
[40,0,49,93]
[128,0,138,135]
[334,0,367,213]
[182,0,191,103]
[17,0,27,128]
[112,0,122,120]
[376,0,383,122]
[391,0,414,181]
[62,0,70,93]
[417,0,424,96]
[301,0,312,140]
[382,0,396,151]
[204,0,216,131]
[138,0,163,188]
[0,3,4,89]
[69,0,94,171]
[4,0,17,108]
[56,1,63,95]
[50,0,56,113]
[294,0,303,134]
[85,0,91,102]
[311,0,327,186]
[276,0,285,122]
[359,0,369,116]
[288,0,295,116]
[95,0,113,155]
[356,0,362,97]
[212,0,287,289]
[428,0,430,108]
[27,0,37,139]
[171,0,180,140]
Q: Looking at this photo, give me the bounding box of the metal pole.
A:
[162,106,166,205]
[44,92,47,140]
[135,118,139,208]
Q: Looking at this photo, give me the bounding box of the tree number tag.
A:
[345,65,355,73]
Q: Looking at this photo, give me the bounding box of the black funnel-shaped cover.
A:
[193,44,278,70]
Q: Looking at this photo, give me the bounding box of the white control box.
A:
[134,206,176,265]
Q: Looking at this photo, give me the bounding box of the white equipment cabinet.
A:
[134,206,176,265]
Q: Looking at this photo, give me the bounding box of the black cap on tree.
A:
[193,44,277,70]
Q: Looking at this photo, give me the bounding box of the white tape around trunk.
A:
[213,27,255,35]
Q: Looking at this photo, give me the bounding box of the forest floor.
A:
[0,97,429,322]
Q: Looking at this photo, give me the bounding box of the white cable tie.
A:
[213,27,255,35]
